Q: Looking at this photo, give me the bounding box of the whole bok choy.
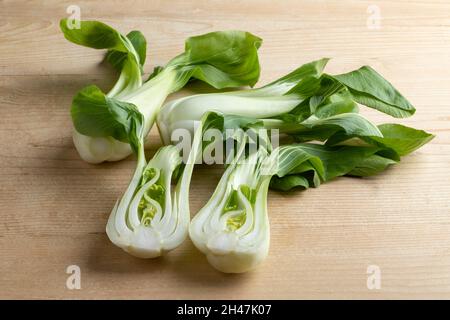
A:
[157,58,417,145]
[61,19,262,163]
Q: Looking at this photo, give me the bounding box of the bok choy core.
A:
[61,19,262,163]
[106,111,217,257]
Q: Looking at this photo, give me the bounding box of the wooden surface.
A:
[1,0,449,299]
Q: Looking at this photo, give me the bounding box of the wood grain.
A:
[0,0,449,299]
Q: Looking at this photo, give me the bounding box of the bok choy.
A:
[59,18,434,273]
[61,19,262,163]
[106,111,219,257]
[157,58,416,145]
[189,113,433,272]
[189,125,276,273]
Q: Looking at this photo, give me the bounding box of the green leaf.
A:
[287,113,382,142]
[288,143,380,181]
[348,155,397,177]
[106,30,147,72]
[371,124,435,156]
[317,145,380,180]
[326,123,434,159]
[70,85,144,152]
[270,175,310,191]
[127,31,147,67]
[259,61,350,120]
[264,58,329,95]
[330,66,416,118]
[168,30,262,89]
[60,19,143,99]
[223,114,264,131]
[60,19,128,52]
[274,99,311,123]
[314,91,359,118]
[307,77,345,111]
[289,76,323,99]
[276,145,325,179]
[269,143,382,191]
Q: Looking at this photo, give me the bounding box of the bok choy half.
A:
[106,111,223,258]
[61,19,262,163]
[188,112,433,273]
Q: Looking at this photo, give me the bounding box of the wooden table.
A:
[1,0,449,299]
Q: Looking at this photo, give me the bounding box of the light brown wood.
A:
[0,0,449,299]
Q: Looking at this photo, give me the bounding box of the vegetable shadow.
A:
[84,230,253,290]
[170,239,254,289]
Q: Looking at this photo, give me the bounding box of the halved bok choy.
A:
[188,112,433,273]
[106,111,219,257]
